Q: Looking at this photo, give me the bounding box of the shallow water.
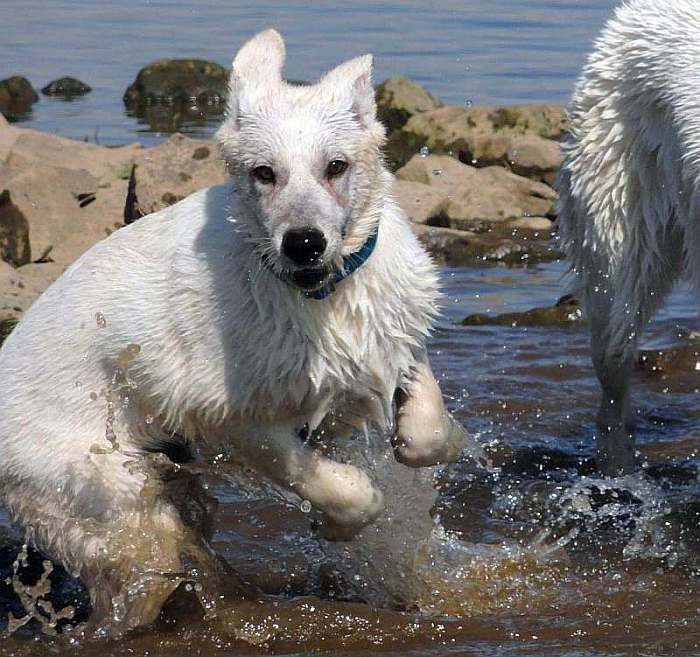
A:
[1,0,617,145]
[0,261,698,656]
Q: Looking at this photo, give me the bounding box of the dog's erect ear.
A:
[320,54,378,128]
[224,29,286,119]
[217,29,285,152]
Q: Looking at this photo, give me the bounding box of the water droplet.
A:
[431,168,443,176]
[300,500,312,513]
[145,414,154,425]
[464,99,473,108]
[419,146,430,158]
[95,312,107,328]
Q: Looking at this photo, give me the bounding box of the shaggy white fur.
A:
[0,30,466,632]
[557,0,700,475]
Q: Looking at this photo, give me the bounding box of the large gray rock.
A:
[0,76,39,120]
[396,154,556,231]
[0,260,64,322]
[375,77,441,132]
[125,134,227,218]
[123,59,229,132]
[386,103,566,175]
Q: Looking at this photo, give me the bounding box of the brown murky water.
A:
[1,261,698,656]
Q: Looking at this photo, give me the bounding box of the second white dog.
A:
[0,30,466,631]
[558,0,700,475]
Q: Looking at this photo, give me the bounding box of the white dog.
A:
[557,0,700,475]
[0,30,466,631]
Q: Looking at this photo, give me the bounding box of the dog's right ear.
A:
[217,29,285,147]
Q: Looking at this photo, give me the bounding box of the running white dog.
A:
[557,0,700,475]
[0,30,466,631]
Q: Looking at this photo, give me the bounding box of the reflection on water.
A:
[0,0,617,145]
[0,261,698,656]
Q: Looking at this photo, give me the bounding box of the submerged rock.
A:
[462,294,582,327]
[375,77,441,132]
[41,77,92,98]
[123,59,229,132]
[0,76,38,121]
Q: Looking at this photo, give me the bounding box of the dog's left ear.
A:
[217,29,285,149]
[321,55,384,139]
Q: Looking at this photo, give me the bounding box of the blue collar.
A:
[269,226,379,300]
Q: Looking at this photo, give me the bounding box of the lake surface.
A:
[1,0,617,145]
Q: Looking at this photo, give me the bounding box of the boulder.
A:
[0,76,39,120]
[393,180,447,225]
[462,295,583,328]
[507,134,563,185]
[375,77,441,132]
[123,59,229,132]
[125,134,227,217]
[396,154,557,231]
[0,190,31,267]
[387,103,567,174]
[41,77,92,98]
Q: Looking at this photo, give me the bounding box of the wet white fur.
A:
[557,0,700,474]
[0,30,464,629]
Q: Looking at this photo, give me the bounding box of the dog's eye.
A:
[252,165,275,184]
[326,160,348,179]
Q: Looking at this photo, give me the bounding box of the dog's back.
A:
[557,0,700,474]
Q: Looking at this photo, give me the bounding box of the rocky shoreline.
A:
[1,69,565,334]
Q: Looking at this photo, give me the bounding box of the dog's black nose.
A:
[282,227,327,266]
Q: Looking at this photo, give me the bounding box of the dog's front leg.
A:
[236,425,384,539]
[393,353,466,467]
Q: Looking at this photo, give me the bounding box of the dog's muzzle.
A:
[291,266,332,291]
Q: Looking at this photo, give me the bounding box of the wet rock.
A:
[396,154,557,231]
[41,77,92,98]
[507,134,563,185]
[412,223,561,267]
[375,77,441,132]
[636,339,700,393]
[0,318,15,346]
[0,190,31,267]
[0,76,38,121]
[393,180,447,225]
[125,133,227,218]
[387,104,566,174]
[462,294,582,327]
[123,59,229,132]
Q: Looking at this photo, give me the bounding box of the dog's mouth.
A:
[290,267,332,291]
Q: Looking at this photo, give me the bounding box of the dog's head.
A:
[217,29,386,292]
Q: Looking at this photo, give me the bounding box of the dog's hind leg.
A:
[392,352,467,467]
[583,230,682,476]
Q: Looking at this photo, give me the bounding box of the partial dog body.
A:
[0,31,465,631]
[557,0,700,475]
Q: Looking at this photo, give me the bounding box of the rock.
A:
[375,77,441,132]
[462,294,583,327]
[388,104,567,174]
[125,133,227,217]
[0,318,15,346]
[41,77,92,98]
[411,223,561,267]
[123,59,229,132]
[396,154,557,231]
[0,190,31,267]
[0,76,39,120]
[0,260,65,322]
[393,180,447,225]
[507,134,563,185]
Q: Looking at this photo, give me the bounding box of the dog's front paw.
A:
[393,413,465,467]
[304,463,384,541]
